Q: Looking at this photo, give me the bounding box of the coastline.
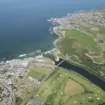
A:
[1,8,105,105]
[0,8,105,70]
[50,8,105,81]
[0,8,104,64]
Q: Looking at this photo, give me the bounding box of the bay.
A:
[0,0,105,60]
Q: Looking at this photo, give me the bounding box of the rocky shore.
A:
[1,9,105,105]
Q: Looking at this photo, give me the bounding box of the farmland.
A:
[54,10,105,81]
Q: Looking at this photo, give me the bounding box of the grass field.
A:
[56,29,99,57]
[15,10,105,105]
[34,67,105,105]
[14,57,105,105]
[55,21,105,81]
[28,67,48,80]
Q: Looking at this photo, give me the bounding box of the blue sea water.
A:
[0,0,105,60]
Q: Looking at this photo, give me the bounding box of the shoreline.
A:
[50,8,105,81]
[0,8,105,105]
[0,8,104,64]
[0,5,105,64]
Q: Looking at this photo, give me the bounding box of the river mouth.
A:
[55,58,105,91]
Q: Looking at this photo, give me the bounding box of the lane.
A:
[55,58,105,91]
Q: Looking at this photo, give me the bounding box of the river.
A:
[55,59,105,91]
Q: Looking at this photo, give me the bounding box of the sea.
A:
[0,0,105,60]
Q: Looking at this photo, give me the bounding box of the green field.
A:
[14,10,105,105]
[56,29,99,56]
[34,67,105,105]
[14,57,105,105]
[55,11,105,81]
[28,68,48,80]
